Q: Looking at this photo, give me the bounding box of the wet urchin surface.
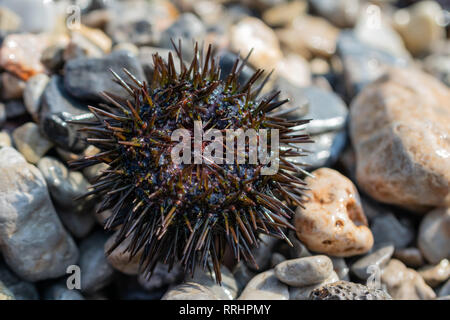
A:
[70,42,312,283]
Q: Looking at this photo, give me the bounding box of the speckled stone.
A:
[309,280,392,300]
[350,67,450,211]
[294,168,373,257]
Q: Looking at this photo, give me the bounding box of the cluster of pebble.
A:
[0,0,449,300]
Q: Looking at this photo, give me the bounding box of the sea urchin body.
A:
[70,42,312,283]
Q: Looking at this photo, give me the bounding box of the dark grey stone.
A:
[64,50,145,102]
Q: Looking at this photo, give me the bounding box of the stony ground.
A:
[0,0,449,300]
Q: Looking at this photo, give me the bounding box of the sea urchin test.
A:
[70,42,312,283]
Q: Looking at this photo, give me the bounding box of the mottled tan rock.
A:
[230,17,282,71]
[0,131,11,149]
[294,168,373,257]
[74,25,112,54]
[350,67,450,211]
[262,0,307,27]
[381,259,436,300]
[0,34,48,80]
[104,231,143,275]
[277,15,339,59]
[12,122,53,164]
[275,54,311,87]
[238,270,289,300]
[393,1,445,55]
[418,207,450,264]
[419,259,450,288]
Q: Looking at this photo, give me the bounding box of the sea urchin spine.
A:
[69,41,312,283]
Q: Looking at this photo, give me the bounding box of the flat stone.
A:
[275,255,334,287]
[350,67,450,210]
[351,244,394,280]
[12,122,53,164]
[295,168,374,257]
[238,269,289,300]
[0,147,79,281]
[418,207,450,264]
[370,213,414,249]
[64,50,144,103]
[309,280,392,300]
[381,259,436,300]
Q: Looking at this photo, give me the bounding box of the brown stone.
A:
[294,168,373,257]
[350,67,450,211]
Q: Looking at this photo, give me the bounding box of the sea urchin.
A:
[70,41,312,283]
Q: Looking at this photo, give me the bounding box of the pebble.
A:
[247,233,279,271]
[290,271,339,300]
[275,255,334,287]
[381,259,436,300]
[56,206,96,239]
[351,244,394,280]
[4,100,27,119]
[1,72,25,99]
[138,263,183,292]
[189,265,239,300]
[350,67,450,211]
[64,31,105,60]
[370,213,414,249]
[275,54,311,88]
[0,0,57,33]
[273,79,309,120]
[23,73,49,122]
[309,0,360,28]
[354,4,411,61]
[303,129,347,169]
[298,86,348,135]
[41,44,65,72]
[159,13,206,61]
[64,50,145,102]
[39,75,89,153]
[418,259,450,288]
[277,15,339,59]
[79,232,115,294]
[37,156,90,209]
[309,280,392,300]
[424,54,450,87]
[262,0,307,27]
[112,43,139,56]
[238,269,289,300]
[232,262,255,293]
[337,31,408,98]
[44,283,85,300]
[104,231,142,275]
[0,33,47,80]
[0,261,39,300]
[13,123,53,165]
[418,207,450,264]
[0,6,21,31]
[394,247,426,268]
[294,168,374,256]
[230,16,282,71]
[0,130,11,148]
[393,1,445,55]
[0,280,14,300]
[0,147,79,281]
[439,279,450,297]
[218,50,255,87]
[331,257,349,281]
[162,282,219,300]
